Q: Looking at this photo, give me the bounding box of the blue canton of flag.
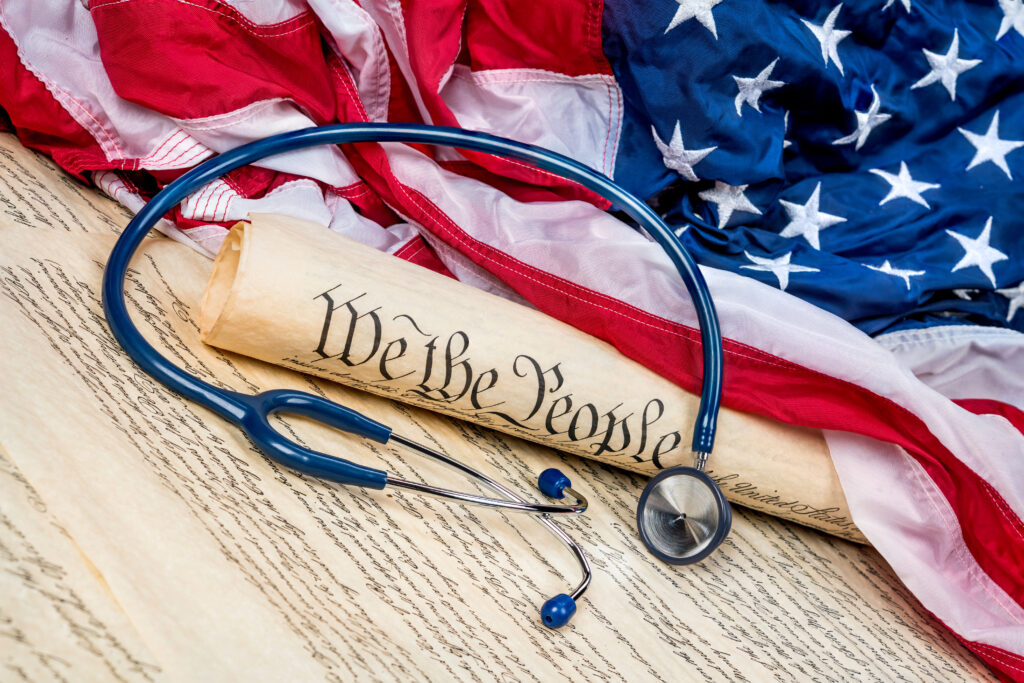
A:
[602,0,1024,335]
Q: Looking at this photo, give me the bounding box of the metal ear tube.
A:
[386,439,591,626]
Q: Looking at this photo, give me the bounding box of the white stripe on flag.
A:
[878,325,1024,412]
[2,0,186,161]
[827,431,1024,655]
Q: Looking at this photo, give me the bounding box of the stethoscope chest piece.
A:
[636,466,732,565]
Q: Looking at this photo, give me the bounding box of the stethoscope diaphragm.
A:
[636,466,732,565]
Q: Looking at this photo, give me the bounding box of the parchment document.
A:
[201,214,861,541]
[0,135,995,681]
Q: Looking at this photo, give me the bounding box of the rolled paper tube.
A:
[200,214,864,543]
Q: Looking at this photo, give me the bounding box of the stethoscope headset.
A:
[102,123,729,629]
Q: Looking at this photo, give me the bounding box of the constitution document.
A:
[0,135,995,681]
[201,214,861,542]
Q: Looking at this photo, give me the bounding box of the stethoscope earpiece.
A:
[541,593,577,628]
[538,468,573,499]
[636,465,732,565]
[536,468,584,628]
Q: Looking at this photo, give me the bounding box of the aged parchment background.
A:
[0,135,993,681]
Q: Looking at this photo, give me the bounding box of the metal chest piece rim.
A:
[636,464,732,565]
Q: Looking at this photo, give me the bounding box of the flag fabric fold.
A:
[2,0,1022,677]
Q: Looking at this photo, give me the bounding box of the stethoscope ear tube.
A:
[103,124,724,459]
[101,123,730,630]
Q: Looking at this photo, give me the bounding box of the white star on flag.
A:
[868,162,940,208]
[778,182,847,250]
[997,0,1024,40]
[833,85,891,151]
[996,282,1024,321]
[651,121,716,182]
[733,58,785,116]
[698,182,762,228]
[741,251,820,291]
[959,110,1024,180]
[910,29,981,101]
[867,260,926,290]
[882,0,912,11]
[802,5,851,75]
[946,217,1008,287]
[665,0,724,38]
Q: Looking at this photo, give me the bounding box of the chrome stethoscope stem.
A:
[693,451,710,471]
[539,510,592,602]
[390,477,587,514]
[389,434,587,514]
[387,433,591,602]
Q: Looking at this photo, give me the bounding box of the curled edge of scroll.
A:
[199,213,865,543]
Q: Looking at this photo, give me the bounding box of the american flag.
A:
[2,0,1022,676]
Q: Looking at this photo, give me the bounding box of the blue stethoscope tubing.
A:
[101,123,727,625]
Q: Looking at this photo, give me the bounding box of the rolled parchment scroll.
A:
[200,214,864,542]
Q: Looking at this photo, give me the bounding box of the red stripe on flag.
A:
[922,606,1024,681]
[955,398,1024,436]
[332,182,403,228]
[0,24,124,177]
[438,160,611,204]
[389,0,612,206]
[90,0,335,122]
[393,235,456,278]
[462,0,612,76]
[955,634,1024,682]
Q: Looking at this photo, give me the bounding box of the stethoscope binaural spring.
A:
[101,123,730,629]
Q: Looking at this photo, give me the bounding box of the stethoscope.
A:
[101,123,729,629]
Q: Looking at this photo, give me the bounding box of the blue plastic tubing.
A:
[101,123,723,481]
